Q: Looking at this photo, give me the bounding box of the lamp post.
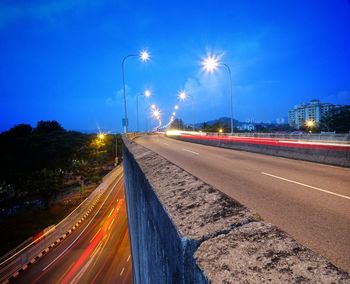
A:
[179,91,195,130]
[121,50,149,133]
[202,55,234,134]
[136,89,151,132]
[152,108,162,131]
[306,120,315,133]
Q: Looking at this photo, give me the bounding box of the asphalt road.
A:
[136,134,350,273]
[15,170,132,284]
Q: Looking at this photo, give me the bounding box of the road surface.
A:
[136,134,350,272]
[15,170,132,284]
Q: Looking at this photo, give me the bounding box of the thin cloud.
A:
[323,90,350,105]
[105,85,131,107]
[0,0,97,29]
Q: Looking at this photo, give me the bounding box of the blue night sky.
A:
[1,0,350,132]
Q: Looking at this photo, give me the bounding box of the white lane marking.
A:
[120,267,125,276]
[42,176,122,271]
[182,148,199,155]
[108,218,115,231]
[163,142,169,146]
[261,172,350,200]
[108,208,114,218]
[126,255,131,262]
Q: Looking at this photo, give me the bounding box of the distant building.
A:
[288,100,337,129]
[238,123,255,131]
[276,117,286,124]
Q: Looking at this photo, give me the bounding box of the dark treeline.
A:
[171,106,350,133]
[318,106,350,133]
[0,121,121,209]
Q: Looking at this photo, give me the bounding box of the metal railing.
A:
[195,132,350,144]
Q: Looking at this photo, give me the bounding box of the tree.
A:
[319,106,350,133]
[170,118,184,129]
[0,121,118,211]
[36,120,64,133]
[5,124,32,138]
[26,168,63,209]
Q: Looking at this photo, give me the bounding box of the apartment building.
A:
[288,100,336,129]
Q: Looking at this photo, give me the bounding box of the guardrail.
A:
[0,167,122,283]
[166,130,350,167]
[205,132,350,143]
[166,130,350,143]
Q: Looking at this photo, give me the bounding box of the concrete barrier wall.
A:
[172,135,350,167]
[122,135,350,283]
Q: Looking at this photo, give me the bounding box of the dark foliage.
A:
[0,121,118,209]
[319,106,350,133]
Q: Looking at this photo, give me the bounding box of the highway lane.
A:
[136,134,350,272]
[15,170,132,284]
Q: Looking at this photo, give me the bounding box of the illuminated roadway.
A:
[136,134,350,273]
[15,170,132,284]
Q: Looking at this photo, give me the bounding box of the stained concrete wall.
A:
[122,135,350,283]
[173,136,350,167]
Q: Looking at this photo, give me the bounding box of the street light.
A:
[202,55,219,72]
[174,105,179,110]
[306,120,314,127]
[98,133,105,140]
[144,89,151,97]
[136,89,151,132]
[306,120,315,133]
[153,109,160,118]
[121,49,150,133]
[179,91,186,100]
[140,50,150,62]
[202,54,234,134]
[178,90,195,130]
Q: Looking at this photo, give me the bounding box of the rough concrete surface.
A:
[126,137,260,241]
[195,222,350,283]
[123,135,350,283]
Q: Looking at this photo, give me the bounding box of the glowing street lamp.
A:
[174,105,179,110]
[179,91,186,101]
[98,133,105,140]
[153,109,160,118]
[202,54,234,134]
[140,50,150,62]
[202,55,219,73]
[144,89,151,97]
[121,49,150,133]
[306,120,314,127]
[219,128,223,133]
[306,120,315,133]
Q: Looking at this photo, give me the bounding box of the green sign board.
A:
[122,118,128,127]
